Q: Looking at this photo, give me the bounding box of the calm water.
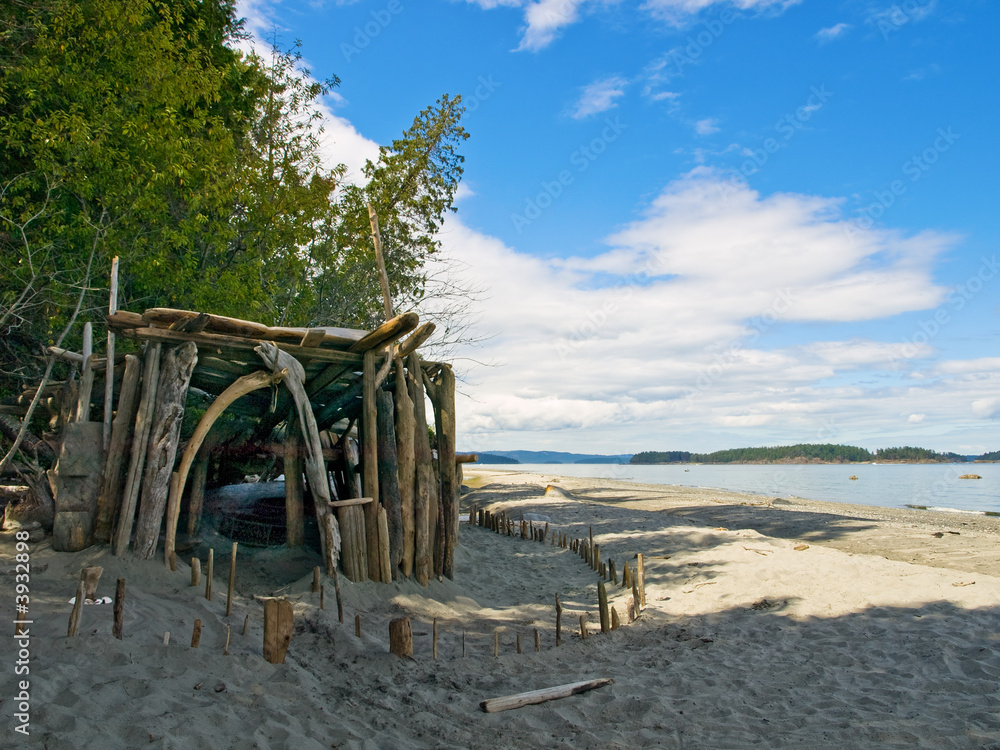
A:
[492,463,1000,515]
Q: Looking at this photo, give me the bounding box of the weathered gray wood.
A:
[389,617,413,658]
[348,312,420,354]
[103,256,119,449]
[284,418,305,547]
[394,360,415,578]
[255,343,340,576]
[82,566,103,601]
[396,322,436,360]
[67,578,85,637]
[227,542,238,617]
[95,353,141,543]
[423,364,458,579]
[598,581,610,634]
[377,505,392,583]
[133,342,198,560]
[376,389,402,578]
[480,679,614,713]
[113,578,125,639]
[166,369,284,564]
[75,323,93,422]
[263,599,293,664]
[361,349,380,580]
[408,353,433,586]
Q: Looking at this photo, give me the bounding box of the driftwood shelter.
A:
[38,304,464,586]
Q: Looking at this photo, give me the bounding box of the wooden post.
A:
[113,343,160,556]
[67,578,85,637]
[433,618,438,660]
[493,629,499,658]
[516,633,522,654]
[555,594,563,647]
[312,566,321,593]
[284,420,305,547]
[394,360,415,578]
[224,624,231,655]
[334,569,344,623]
[598,581,610,634]
[362,349,380,580]
[226,542,237,616]
[95,353,141,542]
[632,580,641,615]
[242,615,249,636]
[263,599,294,664]
[389,617,413,658]
[320,583,325,611]
[609,559,617,585]
[480,679,614,714]
[534,628,540,652]
[113,578,125,639]
[75,322,94,422]
[622,561,630,589]
[637,553,646,608]
[355,614,362,638]
[594,544,600,573]
[409,352,433,587]
[191,619,202,648]
[206,548,213,601]
[103,256,119,450]
[191,558,201,587]
[377,505,392,584]
[611,607,621,630]
[133,342,198,561]
[579,615,588,640]
[423,364,458,579]
[81,566,103,601]
[376,388,403,578]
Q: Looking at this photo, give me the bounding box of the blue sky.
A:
[239,0,999,455]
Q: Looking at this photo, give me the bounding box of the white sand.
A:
[4,469,1000,748]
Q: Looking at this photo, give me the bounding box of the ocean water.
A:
[490,462,1000,515]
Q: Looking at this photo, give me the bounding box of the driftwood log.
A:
[361,349,380,579]
[394,360,416,578]
[424,363,458,579]
[94,354,141,543]
[376,389,402,578]
[133,342,198,560]
[480,679,614,713]
[113,343,161,556]
[408,352,433,586]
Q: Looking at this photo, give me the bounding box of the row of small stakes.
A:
[468,504,647,641]
[47,509,646,664]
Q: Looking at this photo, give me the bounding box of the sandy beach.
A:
[5,468,1000,748]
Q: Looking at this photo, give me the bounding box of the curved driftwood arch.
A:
[164,369,287,566]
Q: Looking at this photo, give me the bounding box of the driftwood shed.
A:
[54,305,460,585]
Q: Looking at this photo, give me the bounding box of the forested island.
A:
[631,444,985,464]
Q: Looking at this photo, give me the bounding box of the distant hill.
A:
[977,450,1000,462]
[473,453,520,464]
[632,444,972,464]
[475,450,633,464]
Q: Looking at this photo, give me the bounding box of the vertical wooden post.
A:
[433,618,438,660]
[312,566,321,593]
[376,389,403,579]
[394,361,415,578]
[226,542,237,616]
[95,353,141,542]
[622,561,630,590]
[67,578,85,637]
[263,599,293,664]
[609,559,617,585]
[516,633,522,654]
[389,617,413,658]
[113,578,125,639]
[102,256,119,449]
[534,628,540,652]
[134,341,198,561]
[493,629,499,657]
[113,343,160,556]
[409,352,433,587]
[284,421,305,547]
[377,505,392,584]
[191,558,201,587]
[205,548,213,601]
[191,619,202,648]
[555,594,563,647]
[362,349,380,580]
[75,322,94,422]
[598,581,610,634]
[355,614,362,638]
[423,364,457,579]
[611,607,621,630]
[579,615,588,640]
[637,553,646,608]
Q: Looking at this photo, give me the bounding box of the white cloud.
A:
[908,413,925,423]
[694,117,720,135]
[972,398,1000,420]
[642,0,801,26]
[815,22,851,42]
[571,76,630,119]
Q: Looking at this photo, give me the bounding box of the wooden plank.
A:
[393,360,415,579]
[103,256,119,449]
[329,496,374,508]
[262,599,294,664]
[94,354,141,542]
[75,324,94,421]
[122,326,362,366]
[480,679,614,713]
[409,352,433,587]
[348,312,420,354]
[361,350,380,580]
[284,419,305,547]
[105,310,145,329]
[424,364,457,579]
[298,328,326,348]
[396,322,436,360]
[376,389,402,579]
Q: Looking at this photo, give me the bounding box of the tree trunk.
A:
[394,360,415,578]
[424,364,458,579]
[361,349,380,579]
[408,353,433,587]
[376,389,402,578]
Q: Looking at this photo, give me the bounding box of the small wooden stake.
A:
[611,607,621,630]
[609,559,617,585]
[628,597,637,622]
[534,628,540,652]
[113,578,125,640]
[334,568,344,623]
[579,615,588,640]
[163,632,170,645]
[263,598,294,664]
[637,553,646,608]
[598,581,610,634]
[226,542,237,616]
[633,580,641,615]
[224,624,231,655]
[516,633,522,654]
[191,558,201,587]
[81,566,104,601]
[493,629,499,658]
[555,594,563,647]
[67,578,85,637]
[594,544,600,573]
[622,561,630,589]
[433,618,439,660]
[191,619,202,648]
[242,614,249,636]
[206,548,214,601]
[312,566,321,593]
[463,631,466,658]
[355,614,362,638]
[320,583,325,611]
[389,617,413,658]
